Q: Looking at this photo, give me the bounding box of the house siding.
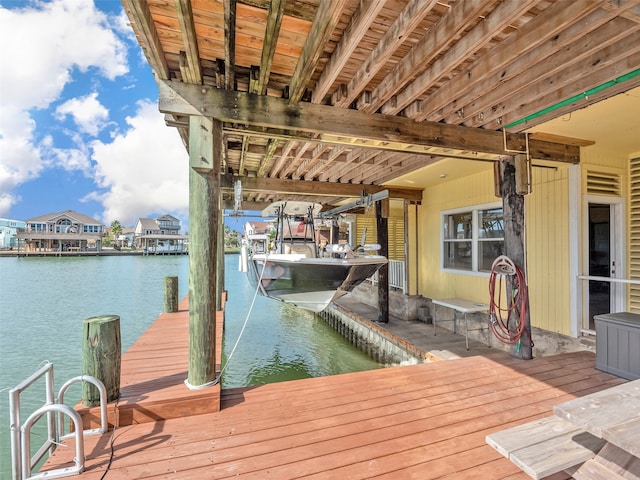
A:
[418,168,496,304]
[526,164,572,335]
[412,155,632,339]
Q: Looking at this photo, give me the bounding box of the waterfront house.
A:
[134,214,187,253]
[0,218,26,249]
[122,1,640,386]
[17,210,104,253]
[116,227,135,248]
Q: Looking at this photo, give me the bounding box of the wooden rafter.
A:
[378,0,541,116]
[121,0,169,79]
[255,0,286,95]
[332,0,437,108]
[238,136,249,176]
[291,143,329,180]
[364,0,497,114]
[175,0,202,84]
[303,145,346,181]
[484,45,640,130]
[256,138,279,177]
[445,16,639,125]
[311,0,386,104]
[224,0,236,90]
[406,0,604,122]
[288,0,348,104]
[269,141,297,178]
[281,142,313,178]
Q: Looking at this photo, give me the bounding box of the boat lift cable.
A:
[212,254,269,386]
[488,255,533,348]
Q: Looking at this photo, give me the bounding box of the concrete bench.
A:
[486,415,606,480]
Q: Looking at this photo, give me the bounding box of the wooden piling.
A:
[164,276,179,313]
[82,315,121,406]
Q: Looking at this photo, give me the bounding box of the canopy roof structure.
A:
[123,0,640,208]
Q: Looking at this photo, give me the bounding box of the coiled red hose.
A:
[488,255,531,345]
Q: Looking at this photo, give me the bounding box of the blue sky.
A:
[0,0,258,233]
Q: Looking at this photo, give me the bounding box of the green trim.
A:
[503,68,640,130]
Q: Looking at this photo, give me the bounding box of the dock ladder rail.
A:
[9,362,109,480]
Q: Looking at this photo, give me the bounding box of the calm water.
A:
[0,254,380,477]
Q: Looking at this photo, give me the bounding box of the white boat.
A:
[241,201,387,312]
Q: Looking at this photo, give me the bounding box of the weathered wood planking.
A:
[553,379,640,437]
[573,443,640,480]
[603,417,640,459]
[486,416,605,480]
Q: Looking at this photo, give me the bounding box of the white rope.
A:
[187,254,269,389]
[217,255,268,379]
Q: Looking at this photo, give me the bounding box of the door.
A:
[587,204,611,330]
[584,200,624,332]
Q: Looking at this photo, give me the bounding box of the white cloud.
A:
[90,101,189,228]
[0,0,129,216]
[54,92,110,136]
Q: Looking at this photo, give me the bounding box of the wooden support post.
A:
[82,315,121,406]
[217,200,225,310]
[186,115,220,388]
[376,200,389,323]
[500,156,533,359]
[164,276,179,313]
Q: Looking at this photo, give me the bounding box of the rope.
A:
[210,253,268,386]
[488,255,532,347]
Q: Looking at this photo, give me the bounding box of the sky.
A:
[0,0,256,233]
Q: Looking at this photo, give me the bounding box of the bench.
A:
[486,416,606,480]
[431,298,489,350]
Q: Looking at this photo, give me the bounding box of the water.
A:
[0,254,380,477]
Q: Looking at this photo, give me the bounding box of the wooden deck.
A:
[44,303,627,479]
[76,296,222,429]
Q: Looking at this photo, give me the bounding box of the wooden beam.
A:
[333,0,437,108]
[157,79,581,163]
[175,0,202,84]
[450,16,640,127]
[380,0,540,116]
[256,0,286,95]
[288,0,348,104]
[121,0,169,79]
[220,175,424,201]
[238,136,248,175]
[256,138,279,177]
[482,35,640,130]
[312,0,386,104]
[224,0,236,90]
[304,145,347,180]
[269,141,297,178]
[409,0,603,122]
[368,0,496,114]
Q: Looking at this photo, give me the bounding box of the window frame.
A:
[441,201,504,277]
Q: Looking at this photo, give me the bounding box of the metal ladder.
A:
[9,362,108,480]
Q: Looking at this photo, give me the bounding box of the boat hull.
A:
[247,254,387,312]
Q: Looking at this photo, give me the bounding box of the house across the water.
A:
[17,210,104,253]
[134,214,188,254]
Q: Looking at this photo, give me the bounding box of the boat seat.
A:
[283,243,316,258]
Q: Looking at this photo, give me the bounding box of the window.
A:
[442,203,504,274]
